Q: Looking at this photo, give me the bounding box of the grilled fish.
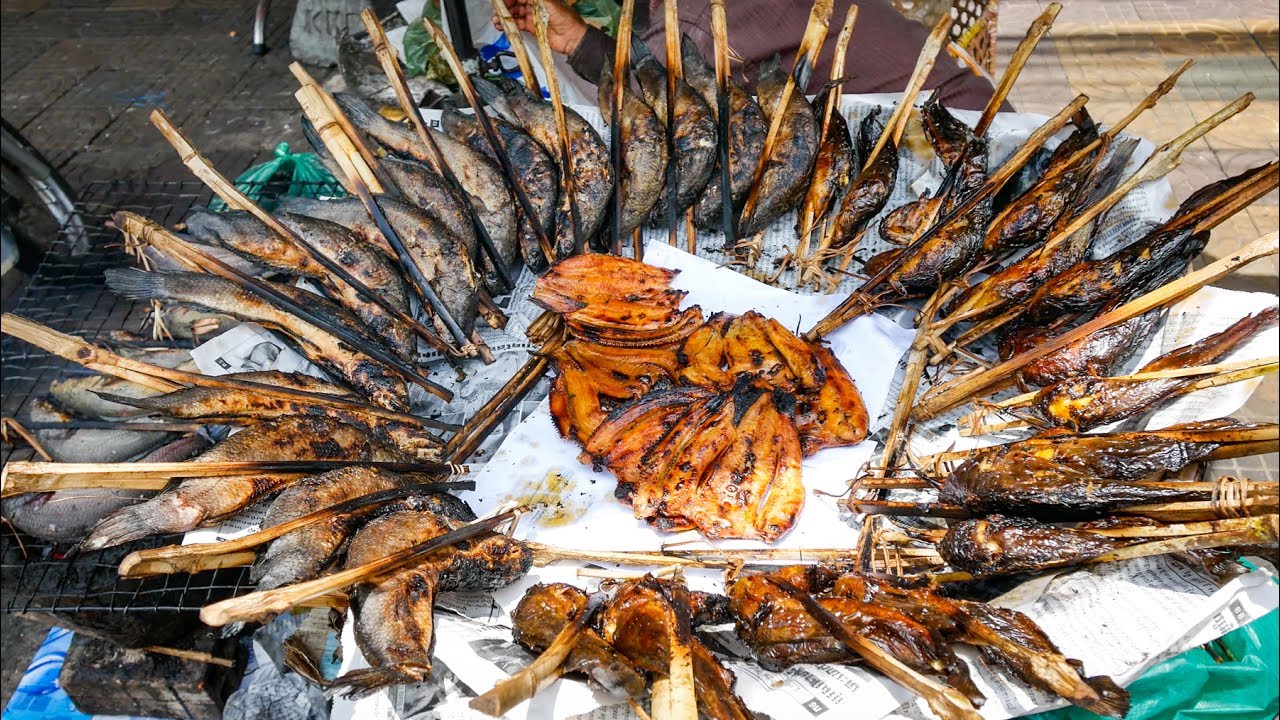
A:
[937,515,1134,577]
[597,65,667,239]
[79,416,398,551]
[632,40,718,228]
[1,434,210,543]
[185,209,416,361]
[737,56,819,238]
[252,468,473,589]
[274,196,481,337]
[795,85,855,237]
[335,509,532,694]
[474,77,613,253]
[826,109,897,251]
[441,106,559,271]
[98,370,442,460]
[104,268,409,411]
[680,34,768,231]
[23,398,175,463]
[332,92,518,267]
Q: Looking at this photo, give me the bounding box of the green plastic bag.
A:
[1030,610,1278,720]
[208,142,345,212]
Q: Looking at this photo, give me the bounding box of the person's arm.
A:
[492,0,651,85]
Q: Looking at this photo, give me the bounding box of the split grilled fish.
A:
[274,196,481,337]
[334,508,532,694]
[251,468,473,590]
[632,40,718,229]
[826,109,897,252]
[332,92,518,267]
[95,370,441,460]
[104,268,410,410]
[79,416,399,551]
[680,35,767,231]
[1,434,209,543]
[474,77,613,253]
[185,209,417,361]
[597,65,667,240]
[737,56,820,238]
[441,106,559,271]
[1031,306,1279,431]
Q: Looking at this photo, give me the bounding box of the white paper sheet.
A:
[458,238,914,553]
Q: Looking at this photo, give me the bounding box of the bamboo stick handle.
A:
[530,0,582,253]
[288,61,387,193]
[489,0,540,94]
[200,510,518,626]
[916,231,1279,419]
[974,2,1061,136]
[869,13,953,163]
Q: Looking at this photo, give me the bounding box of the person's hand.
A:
[492,0,589,56]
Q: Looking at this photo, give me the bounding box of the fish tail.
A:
[104,267,176,303]
[679,33,708,70]
[471,76,514,120]
[78,495,191,551]
[300,115,332,160]
[1080,675,1130,718]
[329,664,431,698]
[331,93,379,129]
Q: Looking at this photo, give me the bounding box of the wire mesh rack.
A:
[1,179,259,615]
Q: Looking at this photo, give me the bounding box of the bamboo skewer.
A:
[767,577,980,720]
[652,572,698,720]
[0,461,469,497]
[470,592,605,716]
[794,5,858,262]
[931,515,1279,583]
[291,85,480,354]
[489,0,540,94]
[865,13,954,170]
[973,3,1061,137]
[735,0,835,242]
[0,313,450,430]
[360,12,522,289]
[199,509,521,626]
[660,0,682,248]
[145,112,461,365]
[531,0,584,254]
[607,0,636,255]
[958,356,1280,435]
[915,231,1279,419]
[118,211,453,397]
[804,92,1088,340]
[116,483,473,577]
[416,13,558,268]
[708,0,735,243]
[288,62,393,195]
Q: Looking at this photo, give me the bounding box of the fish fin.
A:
[471,76,515,119]
[90,391,160,412]
[1081,675,1130,719]
[630,36,657,66]
[328,664,432,698]
[330,93,380,128]
[104,268,171,302]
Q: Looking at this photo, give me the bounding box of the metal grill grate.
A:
[1,180,270,614]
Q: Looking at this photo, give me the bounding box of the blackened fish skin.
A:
[679,34,767,231]
[474,77,613,255]
[332,92,518,270]
[796,85,855,237]
[737,56,819,238]
[105,268,410,410]
[632,41,718,229]
[826,108,896,251]
[186,209,417,361]
[78,417,402,551]
[274,196,481,338]
[597,65,667,240]
[441,106,559,272]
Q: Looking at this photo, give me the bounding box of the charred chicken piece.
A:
[1031,306,1278,431]
[936,514,1135,576]
[332,509,533,694]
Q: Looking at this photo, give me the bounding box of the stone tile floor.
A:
[1,0,1277,710]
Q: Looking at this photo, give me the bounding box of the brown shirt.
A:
[568,0,1004,111]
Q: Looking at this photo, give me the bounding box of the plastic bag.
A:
[1030,611,1278,720]
[208,142,344,212]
